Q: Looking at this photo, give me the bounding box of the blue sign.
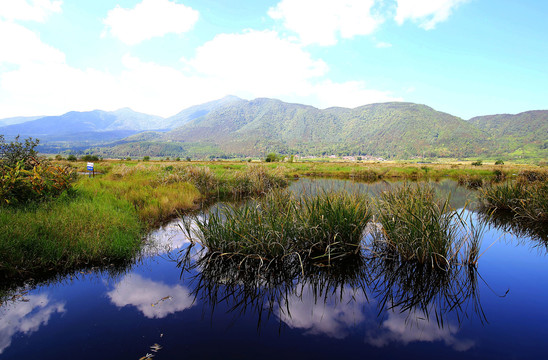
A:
[87,162,94,171]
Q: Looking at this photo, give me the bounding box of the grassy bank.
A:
[0,188,142,278]
[0,163,289,280]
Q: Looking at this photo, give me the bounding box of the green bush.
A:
[0,135,39,169]
[495,160,504,165]
[471,160,482,166]
[67,154,77,161]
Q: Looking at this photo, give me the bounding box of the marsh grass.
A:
[0,188,142,279]
[185,189,371,264]
[371,183,483,268]
[479,179,548,222]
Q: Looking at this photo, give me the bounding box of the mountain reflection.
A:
[0,294,65,354]
[179,249,485,346]
[107,273,195,319]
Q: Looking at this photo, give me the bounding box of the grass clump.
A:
[186,189,371,263]
[479,180,548,222]
[371,183,482,268]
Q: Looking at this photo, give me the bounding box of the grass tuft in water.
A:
[186,189,371,263]
[370,183,482,268]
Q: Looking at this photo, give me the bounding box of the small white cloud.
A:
[394,0,469,30]
[107,274,195,319]
[276,284,368,339]
[268,0,383,46]
[0,294,65,354]
[375,41,392,48]
[0,0,62,22]
[365,305,475,351]
[103,0,199,45]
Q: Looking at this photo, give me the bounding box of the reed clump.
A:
[186,189,371,263]
[479,180,548,222]
[371,183,482,268]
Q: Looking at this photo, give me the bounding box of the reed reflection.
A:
[178,247,486,344]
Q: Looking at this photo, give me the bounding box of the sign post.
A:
[87,162,94,177]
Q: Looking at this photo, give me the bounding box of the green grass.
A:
[479,177,548,222]
[0,188,142,278]
[1,163,289,281]
[370,183,482,268]
[187,189,372,264]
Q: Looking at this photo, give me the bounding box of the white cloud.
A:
[365,306,475,351]
[269,0,383,46]
[275,284,368,339]
[0,25,399,118]
[103,0,199,45]
[0,0,62,22]
[394,0,469,30]
[107,274,195,319]
[0,20,65,65]
[0,294,65,354]
[187,30,328,97]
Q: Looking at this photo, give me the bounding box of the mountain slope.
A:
[164,95,242,128]
[0,109,165,139]
[162,99,491,158]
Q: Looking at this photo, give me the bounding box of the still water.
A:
[1,179,547,359]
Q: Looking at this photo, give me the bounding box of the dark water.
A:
[1,179,547,359]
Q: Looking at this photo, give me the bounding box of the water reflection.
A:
[365,305,475,351]
[477,210,548,250]
[179,249,485,347]
[0,294,65,354]
[107,274,195,319]
[275,283,368,339]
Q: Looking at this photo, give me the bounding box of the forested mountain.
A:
[0,109,164,139]
[153,99,491,158]
[1,97,546,160]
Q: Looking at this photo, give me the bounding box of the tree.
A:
[265,153,278,162]
[0,135,39,169]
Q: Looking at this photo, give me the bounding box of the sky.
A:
[0,0,546,120]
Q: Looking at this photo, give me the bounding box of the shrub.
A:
[495,160,504,165]
[67,154,77,161]
[471,160,482,166]
[0,159,76,205]
[0,135,39,169]
[143,156,150,161]
[81,154,100,161]
[265,153,278,162]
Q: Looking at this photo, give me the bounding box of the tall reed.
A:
[371,183,481,268]
[187,189,371,263]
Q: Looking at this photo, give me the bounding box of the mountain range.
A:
[1,96,546,160]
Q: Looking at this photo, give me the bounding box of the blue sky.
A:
[0,0,546,119]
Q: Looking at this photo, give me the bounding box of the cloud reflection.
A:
[365,306,475,351]
[0,294,65,354]
[107,274,195,318]
[275,284,368,339]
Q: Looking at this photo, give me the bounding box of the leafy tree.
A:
[495,160,504,165]
[67,154,77,161]
[265,153,278,162]
[0,135,39,169]
[143,156,150,161]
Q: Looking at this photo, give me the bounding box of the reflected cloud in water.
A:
[107,274,195,319]
[0,294,65,354]
[275,284,368,339]
[366,305,475,351]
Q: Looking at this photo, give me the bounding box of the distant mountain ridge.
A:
[1,97,546,160]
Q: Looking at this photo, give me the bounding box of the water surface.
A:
[1,179,547,359]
